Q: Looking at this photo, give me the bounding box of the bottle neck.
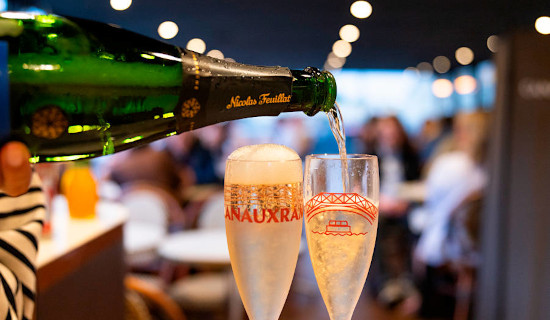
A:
[286,67,337,116]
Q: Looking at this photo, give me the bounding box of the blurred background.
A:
[5,0,550,320]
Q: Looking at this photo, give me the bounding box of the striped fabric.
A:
[0,173,45,320]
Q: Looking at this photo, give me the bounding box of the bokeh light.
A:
[339,24,360,43]
[487,35,499,53]
[158,21,178,39]
[455,47,474,65]
[432,79,454,98]
[433,56,451,74]
[110,0,132,11]
[332,40,352,58]
[350,1,372,19]
[327,52,346,69]
[207,49,224,59]
[187,38,206,54]
[417,62,433,74]
[403,67,420,77]
[535,16,550,35]
[454,75,477,94]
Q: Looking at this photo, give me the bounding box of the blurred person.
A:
[413,111,491,318]
[368,116,421,308]
[104,145,192,231]
[193,123,230,182]
[376,116,421,202]
[0,141,45,320]
[106,145,185,201]
[375,116,421,216]
[164,133,222,228]
[355,116,379,155]
[164,132,220,186]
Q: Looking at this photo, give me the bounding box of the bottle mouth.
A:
[321,70,337,111]
[304,68,337,116]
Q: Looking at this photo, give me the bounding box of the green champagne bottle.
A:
[0,12,336,163]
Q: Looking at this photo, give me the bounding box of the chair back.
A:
[122,190,169,229]
[196,192,225,229]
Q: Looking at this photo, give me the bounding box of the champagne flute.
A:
[304,154,379,320]
[224,144,303,320]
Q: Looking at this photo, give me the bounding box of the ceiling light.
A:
[350,1,372,19]
[432,79,453,98]
[455,47,474,65]
[417,62,433,74]
[207,49,224,59]
[433,56,451,74]
[339,24,360,43]
[403,67,420,77]
[332,40,352,58]
[158,21,178,39]
[535,16,550,35]
[187,38,206,54]
[327,53,346,69]
[487,35,499,53]
[454,75,477,95]
[110,0,132,11]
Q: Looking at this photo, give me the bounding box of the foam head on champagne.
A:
[226,144,302,185]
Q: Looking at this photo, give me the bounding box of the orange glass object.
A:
[61,165,98,219]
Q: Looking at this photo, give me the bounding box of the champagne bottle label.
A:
[176,49,292,132]
[0,41,9,140]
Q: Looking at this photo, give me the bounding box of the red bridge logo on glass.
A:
[306,193,378,236]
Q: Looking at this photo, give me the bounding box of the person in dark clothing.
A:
[356,116,379,155]
[366,116,421,309]
[107,145,185,202]
[375,116,421,213]
[165,133,221,185]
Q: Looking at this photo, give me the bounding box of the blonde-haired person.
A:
[0,141,45,320]
[413,111,491,318]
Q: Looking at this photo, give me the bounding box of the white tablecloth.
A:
[158,229,230,266]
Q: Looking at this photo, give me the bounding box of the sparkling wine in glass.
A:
[225,144,304,320]
[304,154,379,320]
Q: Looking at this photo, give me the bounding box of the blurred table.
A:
[37,196,128,320]
[158,229,244,320]
[158,229,230,266]
[124,222,165,260]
